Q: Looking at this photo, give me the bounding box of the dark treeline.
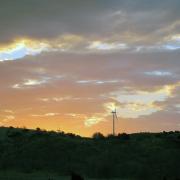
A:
[0,126,180,179]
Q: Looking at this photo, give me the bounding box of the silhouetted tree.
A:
[118,133,130,140]
[107,134,115,138]
[36,127,41,131]
[92,132,104,139]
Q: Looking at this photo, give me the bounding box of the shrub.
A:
[92,132,105,139]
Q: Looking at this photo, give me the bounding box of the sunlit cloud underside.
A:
[106,83,180,118]
[0,33,180,61]
[83,83,180,127]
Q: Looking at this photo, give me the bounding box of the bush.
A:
[117,133,130,140]
[92,132,105,139]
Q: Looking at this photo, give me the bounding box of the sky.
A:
[0,0,180,136]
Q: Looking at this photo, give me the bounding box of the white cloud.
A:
[0,39,52,61]
[24,79,46,86]
[144,71,172,76]
[84,115,105,127]
[76,79,120,85]
[106,102,161,118]
[175,104,180,108]
[39,96,72,102]
[1,32,180,62]
[39,96,96,103]
[12,77,50,89]
[84,83,179,126]
[88,41,128,51]
[32,113,59,117]
[104,83,180,118]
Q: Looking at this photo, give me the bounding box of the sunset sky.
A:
[0,0,180,136]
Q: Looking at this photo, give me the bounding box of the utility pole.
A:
[112,109,117,136]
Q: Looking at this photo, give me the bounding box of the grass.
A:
[0,171,67,180]
[0,171,132,180]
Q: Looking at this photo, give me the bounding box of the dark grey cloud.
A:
[0,0,180,43]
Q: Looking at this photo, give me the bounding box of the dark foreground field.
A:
[0,171,129,180]
[0,127,179,180]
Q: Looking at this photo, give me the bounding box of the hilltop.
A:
[0,126,179,179]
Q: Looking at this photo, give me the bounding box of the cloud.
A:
[32,113,59,117]
[109,102,162,118]
[12,78,50,89]
[4,115,15,120]
[144,71,172,76]
[104,82,180,118]
[0,35,84,61]
[0,39,52,61]
[39,96,72,102]
[0,0,179,53]
[39,96,96,102]
[11,74,65,90]
[84,115,105,127]
[4,109,14,114]
[76,79,120,85]
[0,32,180,62]
[87,41,128,51]
[0,115,15,125]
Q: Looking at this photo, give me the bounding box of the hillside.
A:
[0,127,180,179]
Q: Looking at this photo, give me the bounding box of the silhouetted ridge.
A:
[0,126,179,179]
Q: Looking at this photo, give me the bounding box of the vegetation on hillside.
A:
[0,127,180,179]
